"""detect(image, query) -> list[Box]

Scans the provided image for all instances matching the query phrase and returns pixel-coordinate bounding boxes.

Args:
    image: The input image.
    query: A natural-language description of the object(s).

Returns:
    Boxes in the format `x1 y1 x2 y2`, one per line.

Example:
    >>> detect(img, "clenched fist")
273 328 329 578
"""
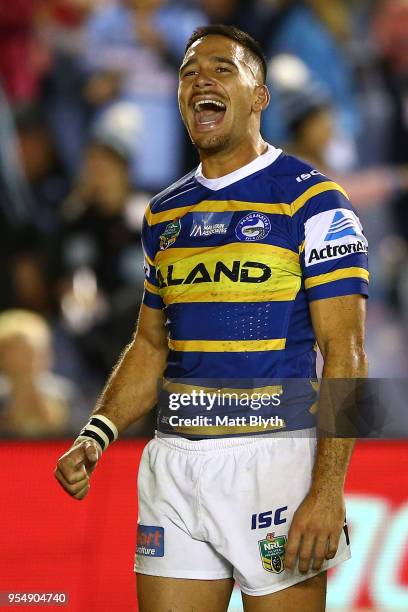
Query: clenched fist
54 440 101 500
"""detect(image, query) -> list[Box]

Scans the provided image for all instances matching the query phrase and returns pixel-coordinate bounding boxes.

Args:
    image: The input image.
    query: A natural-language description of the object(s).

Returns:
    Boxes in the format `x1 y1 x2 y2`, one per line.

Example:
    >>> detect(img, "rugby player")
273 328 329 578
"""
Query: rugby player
55 26 369 611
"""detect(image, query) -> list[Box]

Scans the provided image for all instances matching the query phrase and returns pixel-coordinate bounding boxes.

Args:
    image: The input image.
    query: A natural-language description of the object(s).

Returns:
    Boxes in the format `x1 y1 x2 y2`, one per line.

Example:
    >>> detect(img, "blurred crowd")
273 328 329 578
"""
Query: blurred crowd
0 0 407 438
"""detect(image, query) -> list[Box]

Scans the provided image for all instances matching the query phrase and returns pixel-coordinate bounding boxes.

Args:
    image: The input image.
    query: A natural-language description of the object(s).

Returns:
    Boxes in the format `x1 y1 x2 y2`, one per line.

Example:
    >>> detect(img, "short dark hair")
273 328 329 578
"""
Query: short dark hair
185 25 267 83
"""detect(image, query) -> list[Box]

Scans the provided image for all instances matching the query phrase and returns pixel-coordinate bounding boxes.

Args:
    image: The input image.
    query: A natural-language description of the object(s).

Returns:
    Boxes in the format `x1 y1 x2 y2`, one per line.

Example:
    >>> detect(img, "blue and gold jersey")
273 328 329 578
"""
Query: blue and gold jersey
142 145 369 437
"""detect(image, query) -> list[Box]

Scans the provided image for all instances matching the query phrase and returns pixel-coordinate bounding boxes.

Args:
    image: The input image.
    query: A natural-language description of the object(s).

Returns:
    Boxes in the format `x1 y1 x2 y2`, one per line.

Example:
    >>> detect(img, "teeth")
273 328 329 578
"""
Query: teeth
194 99 226 111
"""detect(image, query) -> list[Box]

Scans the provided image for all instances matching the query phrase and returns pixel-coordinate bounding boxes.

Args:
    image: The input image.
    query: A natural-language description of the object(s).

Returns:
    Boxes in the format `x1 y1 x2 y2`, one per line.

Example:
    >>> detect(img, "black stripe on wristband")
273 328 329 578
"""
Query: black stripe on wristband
90 416 115 443
79 428 106 451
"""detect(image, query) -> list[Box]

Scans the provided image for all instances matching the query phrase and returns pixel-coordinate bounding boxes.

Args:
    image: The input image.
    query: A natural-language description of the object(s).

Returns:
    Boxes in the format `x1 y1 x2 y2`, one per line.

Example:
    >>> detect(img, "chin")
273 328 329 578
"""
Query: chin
192 132 231 153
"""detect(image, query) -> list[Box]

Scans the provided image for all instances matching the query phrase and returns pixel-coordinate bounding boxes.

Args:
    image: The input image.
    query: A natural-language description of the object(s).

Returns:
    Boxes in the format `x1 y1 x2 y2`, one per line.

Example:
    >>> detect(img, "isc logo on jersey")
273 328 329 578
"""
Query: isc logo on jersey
304 209 368 267
296 169 323 183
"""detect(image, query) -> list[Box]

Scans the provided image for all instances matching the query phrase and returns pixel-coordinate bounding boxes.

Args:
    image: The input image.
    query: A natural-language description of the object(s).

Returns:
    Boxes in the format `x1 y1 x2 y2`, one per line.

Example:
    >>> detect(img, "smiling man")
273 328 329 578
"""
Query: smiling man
55 26 368 612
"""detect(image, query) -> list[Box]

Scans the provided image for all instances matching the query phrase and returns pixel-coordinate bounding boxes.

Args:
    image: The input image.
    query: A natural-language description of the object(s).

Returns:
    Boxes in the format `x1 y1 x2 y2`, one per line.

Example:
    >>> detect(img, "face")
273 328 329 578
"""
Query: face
17 127 54 183
178 35 268 153
296 107 334 155
81 144 128 211
0 335 48 378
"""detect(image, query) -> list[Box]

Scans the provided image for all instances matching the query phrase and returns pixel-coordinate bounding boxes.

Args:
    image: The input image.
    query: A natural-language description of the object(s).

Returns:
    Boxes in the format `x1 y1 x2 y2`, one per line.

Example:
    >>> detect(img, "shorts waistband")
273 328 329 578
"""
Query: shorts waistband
155 428 316 453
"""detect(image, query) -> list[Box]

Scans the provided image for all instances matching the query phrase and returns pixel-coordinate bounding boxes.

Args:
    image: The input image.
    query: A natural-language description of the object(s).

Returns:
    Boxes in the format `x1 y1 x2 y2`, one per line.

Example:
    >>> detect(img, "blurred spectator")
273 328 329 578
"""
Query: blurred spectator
306 0 352 42
268 54 408 210
261 0 360 168
199 0 261 35
53 105 150 374
9 244 54 316
373 1 408 179
0 105 69 317
0 0 51 105
0 309 78 437
374 0 408 78
81 0 206 191
35 0 106 176
0 87 34 230
373 0 408 320
15 105 70 235
0 87 50 316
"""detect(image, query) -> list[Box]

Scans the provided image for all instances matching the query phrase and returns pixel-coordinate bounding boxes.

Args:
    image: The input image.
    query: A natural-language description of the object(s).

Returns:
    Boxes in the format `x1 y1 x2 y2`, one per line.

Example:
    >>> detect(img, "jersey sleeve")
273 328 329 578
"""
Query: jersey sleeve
295 181 369 301
142 206 164 310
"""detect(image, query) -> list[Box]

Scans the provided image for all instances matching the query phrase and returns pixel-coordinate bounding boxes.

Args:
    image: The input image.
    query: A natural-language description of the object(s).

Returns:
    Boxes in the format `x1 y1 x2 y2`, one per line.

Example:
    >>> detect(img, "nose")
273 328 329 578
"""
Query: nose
193 68 215 90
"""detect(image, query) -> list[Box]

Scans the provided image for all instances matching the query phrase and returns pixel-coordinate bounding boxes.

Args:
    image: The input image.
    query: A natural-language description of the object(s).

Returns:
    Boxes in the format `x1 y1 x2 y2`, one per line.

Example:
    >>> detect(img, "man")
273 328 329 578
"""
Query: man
54 26 369 611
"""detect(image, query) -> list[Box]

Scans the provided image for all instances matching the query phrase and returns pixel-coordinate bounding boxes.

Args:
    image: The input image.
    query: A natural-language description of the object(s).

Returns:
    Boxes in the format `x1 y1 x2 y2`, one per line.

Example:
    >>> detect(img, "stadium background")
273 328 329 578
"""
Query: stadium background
0 1 407 610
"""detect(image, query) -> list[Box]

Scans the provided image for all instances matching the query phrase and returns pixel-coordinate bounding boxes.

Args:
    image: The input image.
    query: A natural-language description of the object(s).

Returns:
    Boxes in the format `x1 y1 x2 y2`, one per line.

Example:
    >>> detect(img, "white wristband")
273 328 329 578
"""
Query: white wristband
76 414 119 452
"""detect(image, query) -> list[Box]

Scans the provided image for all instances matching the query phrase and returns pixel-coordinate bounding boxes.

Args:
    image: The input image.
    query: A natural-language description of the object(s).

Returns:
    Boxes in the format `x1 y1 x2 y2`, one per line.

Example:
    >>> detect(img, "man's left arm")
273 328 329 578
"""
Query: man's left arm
285 294 368 573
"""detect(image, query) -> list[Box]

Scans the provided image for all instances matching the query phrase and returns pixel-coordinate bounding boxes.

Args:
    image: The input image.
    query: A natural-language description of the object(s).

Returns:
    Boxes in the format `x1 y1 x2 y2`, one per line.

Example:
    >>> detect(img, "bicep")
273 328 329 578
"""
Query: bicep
134 304 168 353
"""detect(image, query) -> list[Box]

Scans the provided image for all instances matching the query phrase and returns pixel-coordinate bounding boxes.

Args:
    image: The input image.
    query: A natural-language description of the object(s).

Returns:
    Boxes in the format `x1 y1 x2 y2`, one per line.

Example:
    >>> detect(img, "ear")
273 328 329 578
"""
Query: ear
253 85 270 112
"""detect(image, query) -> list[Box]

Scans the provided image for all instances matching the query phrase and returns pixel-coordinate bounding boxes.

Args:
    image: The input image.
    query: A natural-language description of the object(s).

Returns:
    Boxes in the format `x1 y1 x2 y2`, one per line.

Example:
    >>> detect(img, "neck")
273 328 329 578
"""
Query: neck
199 134 268 179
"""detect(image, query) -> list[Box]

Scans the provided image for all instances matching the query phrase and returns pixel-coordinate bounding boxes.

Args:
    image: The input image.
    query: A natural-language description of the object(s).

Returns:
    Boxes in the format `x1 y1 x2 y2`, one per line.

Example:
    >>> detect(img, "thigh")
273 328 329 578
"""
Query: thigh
136 574 235 612
202 436 350 596
135 439 233 580
242 572 327 612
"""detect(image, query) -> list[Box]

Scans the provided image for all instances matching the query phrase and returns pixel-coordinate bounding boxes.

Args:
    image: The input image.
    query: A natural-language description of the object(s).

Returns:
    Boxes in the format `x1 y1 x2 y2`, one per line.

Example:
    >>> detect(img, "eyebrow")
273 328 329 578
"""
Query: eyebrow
179 55 238 74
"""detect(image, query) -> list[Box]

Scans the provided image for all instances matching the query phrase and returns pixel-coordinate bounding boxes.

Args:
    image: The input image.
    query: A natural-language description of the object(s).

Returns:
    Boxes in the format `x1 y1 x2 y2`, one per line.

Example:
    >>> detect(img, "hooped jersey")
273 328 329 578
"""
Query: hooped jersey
142 145 369 437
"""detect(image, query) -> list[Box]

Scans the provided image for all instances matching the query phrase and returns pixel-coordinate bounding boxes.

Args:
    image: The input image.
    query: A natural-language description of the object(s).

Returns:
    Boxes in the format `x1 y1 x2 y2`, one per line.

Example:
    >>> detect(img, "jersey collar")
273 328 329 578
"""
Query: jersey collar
195 143 282 191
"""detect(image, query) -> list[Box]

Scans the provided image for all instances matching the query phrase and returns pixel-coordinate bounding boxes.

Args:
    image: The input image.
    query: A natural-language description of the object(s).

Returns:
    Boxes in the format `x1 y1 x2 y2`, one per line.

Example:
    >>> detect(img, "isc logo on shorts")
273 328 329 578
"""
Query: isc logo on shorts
251 506 288 529
137 525 164 557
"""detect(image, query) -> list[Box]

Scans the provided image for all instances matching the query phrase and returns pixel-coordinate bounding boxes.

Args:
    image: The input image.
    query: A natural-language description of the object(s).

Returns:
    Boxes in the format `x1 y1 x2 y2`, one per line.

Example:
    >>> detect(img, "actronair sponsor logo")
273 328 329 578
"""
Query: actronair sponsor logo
324 211 357 242
308 240 368 264
304 208 368 268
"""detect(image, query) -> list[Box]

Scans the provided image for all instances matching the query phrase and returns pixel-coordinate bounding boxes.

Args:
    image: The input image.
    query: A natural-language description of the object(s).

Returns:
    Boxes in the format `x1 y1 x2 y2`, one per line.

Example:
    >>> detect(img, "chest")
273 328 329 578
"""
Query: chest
152 208 301 306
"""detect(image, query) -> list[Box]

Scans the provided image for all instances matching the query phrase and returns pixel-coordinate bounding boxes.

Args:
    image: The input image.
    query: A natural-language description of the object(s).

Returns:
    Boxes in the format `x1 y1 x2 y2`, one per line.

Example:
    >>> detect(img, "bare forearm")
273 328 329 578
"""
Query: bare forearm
92 335 167 434
57 307 167 500
312 345 368 492
311 438 355 497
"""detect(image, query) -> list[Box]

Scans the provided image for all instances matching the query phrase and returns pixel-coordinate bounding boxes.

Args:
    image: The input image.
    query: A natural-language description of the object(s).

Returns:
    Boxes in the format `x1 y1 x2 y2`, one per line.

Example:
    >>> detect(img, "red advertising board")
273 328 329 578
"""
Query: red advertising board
0 440 407 610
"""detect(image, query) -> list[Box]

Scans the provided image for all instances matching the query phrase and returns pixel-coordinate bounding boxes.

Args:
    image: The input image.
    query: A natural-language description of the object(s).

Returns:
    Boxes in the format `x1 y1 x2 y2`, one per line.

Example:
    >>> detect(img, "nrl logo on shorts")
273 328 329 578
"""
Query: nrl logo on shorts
160 219 181 250
258 532 287 574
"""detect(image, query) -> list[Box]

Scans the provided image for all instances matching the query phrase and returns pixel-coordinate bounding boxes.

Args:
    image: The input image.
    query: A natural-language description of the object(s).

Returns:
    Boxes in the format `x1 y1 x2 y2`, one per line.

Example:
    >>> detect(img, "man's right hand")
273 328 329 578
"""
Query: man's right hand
54 440 101 501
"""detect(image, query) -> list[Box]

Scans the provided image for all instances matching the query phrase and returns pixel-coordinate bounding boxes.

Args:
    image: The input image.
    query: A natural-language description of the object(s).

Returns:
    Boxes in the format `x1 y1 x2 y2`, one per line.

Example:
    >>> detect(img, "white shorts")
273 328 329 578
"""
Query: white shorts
134 431 351 596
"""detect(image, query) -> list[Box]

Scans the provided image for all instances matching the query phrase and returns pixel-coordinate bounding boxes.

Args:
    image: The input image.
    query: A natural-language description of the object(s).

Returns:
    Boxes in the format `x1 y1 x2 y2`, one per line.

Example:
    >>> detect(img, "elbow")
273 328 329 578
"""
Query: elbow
349 346 369 377
322 340 369 377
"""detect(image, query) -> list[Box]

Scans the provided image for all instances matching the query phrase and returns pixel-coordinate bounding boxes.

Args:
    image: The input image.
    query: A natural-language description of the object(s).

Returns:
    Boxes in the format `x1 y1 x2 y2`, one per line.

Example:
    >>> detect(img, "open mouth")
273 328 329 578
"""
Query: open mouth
193 99 227 130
